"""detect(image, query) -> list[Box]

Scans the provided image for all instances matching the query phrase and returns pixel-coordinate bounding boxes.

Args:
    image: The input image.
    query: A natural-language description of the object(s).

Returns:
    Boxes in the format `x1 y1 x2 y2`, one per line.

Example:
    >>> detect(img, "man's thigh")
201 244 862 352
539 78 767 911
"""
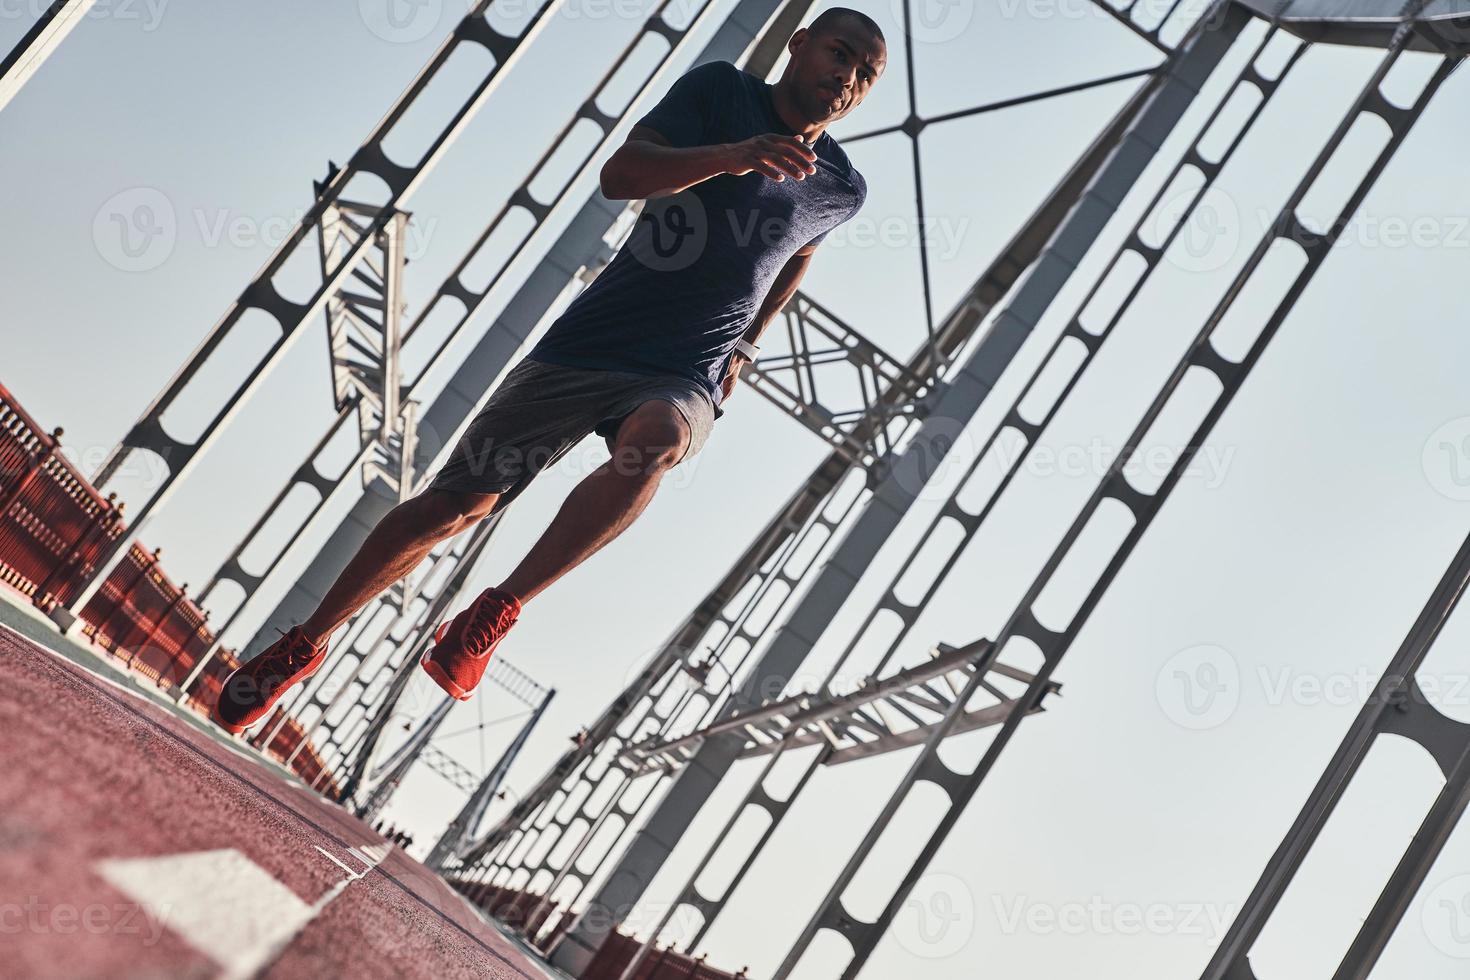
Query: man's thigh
427 357 717 501
426 359 608 498
595 384 715 466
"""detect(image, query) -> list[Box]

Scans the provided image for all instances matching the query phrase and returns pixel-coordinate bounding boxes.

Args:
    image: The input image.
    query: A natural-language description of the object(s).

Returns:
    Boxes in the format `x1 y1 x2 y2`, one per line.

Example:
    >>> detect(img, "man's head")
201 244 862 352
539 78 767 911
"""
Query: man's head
784 8 887 126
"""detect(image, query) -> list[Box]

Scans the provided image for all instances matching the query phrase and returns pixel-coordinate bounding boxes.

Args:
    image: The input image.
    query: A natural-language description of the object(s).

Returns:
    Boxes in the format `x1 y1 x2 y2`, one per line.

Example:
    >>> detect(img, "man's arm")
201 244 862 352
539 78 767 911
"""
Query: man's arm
600 126 817 201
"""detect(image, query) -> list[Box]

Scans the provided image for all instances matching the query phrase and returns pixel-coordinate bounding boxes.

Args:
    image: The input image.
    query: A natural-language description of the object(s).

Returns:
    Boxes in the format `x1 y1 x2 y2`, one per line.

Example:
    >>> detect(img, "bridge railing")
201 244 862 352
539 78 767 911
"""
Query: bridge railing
0 380 336 792
0 384 125 609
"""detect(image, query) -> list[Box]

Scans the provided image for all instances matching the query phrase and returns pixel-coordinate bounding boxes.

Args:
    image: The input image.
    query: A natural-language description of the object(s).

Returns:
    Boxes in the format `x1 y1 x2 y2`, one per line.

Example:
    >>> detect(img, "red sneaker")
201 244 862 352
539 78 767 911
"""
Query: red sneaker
212 626 327 735
421 587 521 701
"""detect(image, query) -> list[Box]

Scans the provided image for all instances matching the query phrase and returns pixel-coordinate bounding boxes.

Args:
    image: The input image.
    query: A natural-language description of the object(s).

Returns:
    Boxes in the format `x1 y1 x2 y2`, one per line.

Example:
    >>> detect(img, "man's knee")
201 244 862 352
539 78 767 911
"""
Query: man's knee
611 402 690 475
402 488 500 533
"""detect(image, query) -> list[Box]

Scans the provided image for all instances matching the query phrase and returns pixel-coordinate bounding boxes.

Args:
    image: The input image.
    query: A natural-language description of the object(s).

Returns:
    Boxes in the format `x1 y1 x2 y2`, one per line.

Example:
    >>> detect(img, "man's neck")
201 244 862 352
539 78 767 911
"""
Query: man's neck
769 78 826 143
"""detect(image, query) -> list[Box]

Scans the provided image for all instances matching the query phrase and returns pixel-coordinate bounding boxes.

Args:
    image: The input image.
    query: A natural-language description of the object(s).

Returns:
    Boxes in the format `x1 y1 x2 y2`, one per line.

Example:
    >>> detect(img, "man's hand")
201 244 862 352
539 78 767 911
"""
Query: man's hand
721 352 752 402
719 134 818 183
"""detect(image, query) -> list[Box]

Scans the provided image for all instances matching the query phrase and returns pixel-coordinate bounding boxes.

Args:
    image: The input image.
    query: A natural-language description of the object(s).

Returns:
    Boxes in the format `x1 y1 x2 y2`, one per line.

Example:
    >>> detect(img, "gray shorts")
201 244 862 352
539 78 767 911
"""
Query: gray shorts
427 356 716 506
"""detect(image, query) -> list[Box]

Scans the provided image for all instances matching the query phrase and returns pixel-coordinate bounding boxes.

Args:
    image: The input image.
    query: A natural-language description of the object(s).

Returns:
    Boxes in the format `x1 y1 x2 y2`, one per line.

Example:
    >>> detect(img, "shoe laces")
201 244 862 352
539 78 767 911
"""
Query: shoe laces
464 593 517 655
257 627 321 677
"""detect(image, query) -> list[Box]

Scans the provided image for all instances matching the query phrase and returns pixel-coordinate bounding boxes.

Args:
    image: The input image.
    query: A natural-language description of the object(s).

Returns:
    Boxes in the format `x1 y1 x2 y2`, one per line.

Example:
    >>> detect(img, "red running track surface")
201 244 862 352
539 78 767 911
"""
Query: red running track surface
0 624 551 980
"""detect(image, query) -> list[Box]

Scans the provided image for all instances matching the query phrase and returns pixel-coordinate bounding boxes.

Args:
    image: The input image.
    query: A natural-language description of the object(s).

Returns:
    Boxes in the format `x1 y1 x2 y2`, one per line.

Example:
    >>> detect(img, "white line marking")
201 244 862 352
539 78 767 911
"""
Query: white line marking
95 843 392 979
95 849 314 980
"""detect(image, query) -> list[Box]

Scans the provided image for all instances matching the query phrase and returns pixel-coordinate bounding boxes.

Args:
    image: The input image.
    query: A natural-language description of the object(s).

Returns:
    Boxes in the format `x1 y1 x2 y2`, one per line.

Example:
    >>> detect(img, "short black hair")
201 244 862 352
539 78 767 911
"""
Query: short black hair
809 6 886 46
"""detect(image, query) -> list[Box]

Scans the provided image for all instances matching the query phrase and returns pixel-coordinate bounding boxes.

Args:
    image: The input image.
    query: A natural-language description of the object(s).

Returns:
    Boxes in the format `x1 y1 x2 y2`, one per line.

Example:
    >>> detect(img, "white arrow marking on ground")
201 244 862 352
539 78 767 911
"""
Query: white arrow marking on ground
95 848 315 980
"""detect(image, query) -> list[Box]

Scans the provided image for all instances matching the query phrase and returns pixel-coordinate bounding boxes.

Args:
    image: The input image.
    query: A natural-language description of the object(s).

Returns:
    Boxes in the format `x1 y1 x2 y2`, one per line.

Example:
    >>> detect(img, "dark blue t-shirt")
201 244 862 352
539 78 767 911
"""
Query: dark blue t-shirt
528 60 868 410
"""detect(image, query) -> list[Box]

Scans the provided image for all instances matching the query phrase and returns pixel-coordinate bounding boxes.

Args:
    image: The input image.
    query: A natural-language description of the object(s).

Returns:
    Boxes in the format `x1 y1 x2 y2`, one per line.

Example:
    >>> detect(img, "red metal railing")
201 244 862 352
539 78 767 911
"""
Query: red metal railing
0 389 126 608
579 932 747 980
0 380 337 793
79 543 226 707
442 879 747 980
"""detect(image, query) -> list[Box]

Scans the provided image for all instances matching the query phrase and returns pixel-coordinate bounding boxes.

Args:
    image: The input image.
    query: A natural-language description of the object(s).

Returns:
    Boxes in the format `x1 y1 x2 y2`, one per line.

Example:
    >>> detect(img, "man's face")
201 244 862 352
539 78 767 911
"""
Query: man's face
789 22 887 125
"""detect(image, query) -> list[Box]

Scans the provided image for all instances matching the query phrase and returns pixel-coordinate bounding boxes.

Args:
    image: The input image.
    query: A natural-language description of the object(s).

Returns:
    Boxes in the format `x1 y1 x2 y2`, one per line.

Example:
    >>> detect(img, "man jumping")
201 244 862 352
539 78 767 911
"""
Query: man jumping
213 9 887 734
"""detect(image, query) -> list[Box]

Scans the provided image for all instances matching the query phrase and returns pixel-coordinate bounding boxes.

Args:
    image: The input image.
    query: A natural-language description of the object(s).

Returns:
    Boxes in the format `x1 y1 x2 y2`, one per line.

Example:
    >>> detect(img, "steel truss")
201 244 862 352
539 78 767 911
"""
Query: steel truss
617 638 1060 775
763 19 1458 980
180 195 419 697
608 640 1061 977
355 631 553 826
315 195 417 497
0 1 96 114
1202 528 1470 980
428 686 557 870
450 4 1238 973
343 525 560 819
743 292 935 472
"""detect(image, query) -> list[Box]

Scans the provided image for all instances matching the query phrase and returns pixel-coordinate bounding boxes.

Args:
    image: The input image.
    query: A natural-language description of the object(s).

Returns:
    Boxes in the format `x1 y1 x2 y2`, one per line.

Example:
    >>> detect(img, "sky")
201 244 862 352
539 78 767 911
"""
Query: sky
4 1 1470 978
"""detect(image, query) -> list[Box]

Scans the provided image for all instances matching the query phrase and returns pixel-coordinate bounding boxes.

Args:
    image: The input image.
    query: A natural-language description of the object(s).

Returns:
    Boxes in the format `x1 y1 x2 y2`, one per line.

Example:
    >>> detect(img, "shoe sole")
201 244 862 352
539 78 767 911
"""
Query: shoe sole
421 620 474 702
213 659 324 737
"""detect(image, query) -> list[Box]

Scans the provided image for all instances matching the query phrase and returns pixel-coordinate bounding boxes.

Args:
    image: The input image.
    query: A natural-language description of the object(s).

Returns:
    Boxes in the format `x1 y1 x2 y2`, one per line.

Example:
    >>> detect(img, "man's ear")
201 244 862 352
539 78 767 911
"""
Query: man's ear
788 27 808 58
